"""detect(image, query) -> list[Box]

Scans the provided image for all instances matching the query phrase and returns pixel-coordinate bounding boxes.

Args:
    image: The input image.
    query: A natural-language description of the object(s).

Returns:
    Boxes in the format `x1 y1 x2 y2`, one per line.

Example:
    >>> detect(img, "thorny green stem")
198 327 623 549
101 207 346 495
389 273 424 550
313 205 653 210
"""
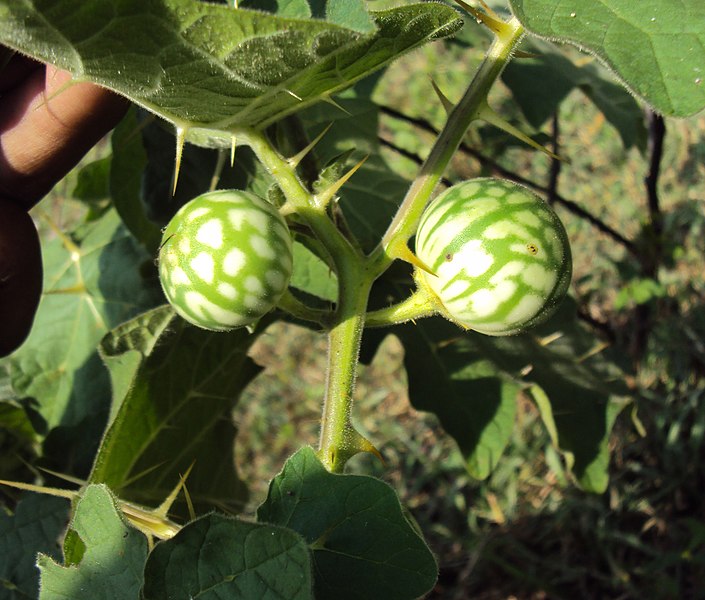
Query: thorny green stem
369 15 525 276
317 262 375 472
241 129 375 472
241 15 525 473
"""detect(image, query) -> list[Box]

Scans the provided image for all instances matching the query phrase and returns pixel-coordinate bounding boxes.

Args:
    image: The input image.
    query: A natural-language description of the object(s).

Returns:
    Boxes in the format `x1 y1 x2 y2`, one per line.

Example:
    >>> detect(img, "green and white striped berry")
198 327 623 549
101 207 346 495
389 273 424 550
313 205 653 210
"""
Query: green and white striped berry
415 178 572 336
158 189 293 331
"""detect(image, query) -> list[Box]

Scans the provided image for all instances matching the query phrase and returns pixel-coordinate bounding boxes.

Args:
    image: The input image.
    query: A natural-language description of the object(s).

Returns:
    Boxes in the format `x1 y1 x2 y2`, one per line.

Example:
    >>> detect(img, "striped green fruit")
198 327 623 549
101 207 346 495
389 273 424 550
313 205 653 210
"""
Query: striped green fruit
158 189 293 331
415 178 572 336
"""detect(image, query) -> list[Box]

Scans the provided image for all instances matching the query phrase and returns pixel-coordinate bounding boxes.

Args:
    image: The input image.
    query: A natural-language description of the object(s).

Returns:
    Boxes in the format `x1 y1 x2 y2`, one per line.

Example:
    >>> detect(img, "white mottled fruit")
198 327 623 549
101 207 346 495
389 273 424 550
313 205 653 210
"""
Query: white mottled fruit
415 178 572 335
158 189 293 331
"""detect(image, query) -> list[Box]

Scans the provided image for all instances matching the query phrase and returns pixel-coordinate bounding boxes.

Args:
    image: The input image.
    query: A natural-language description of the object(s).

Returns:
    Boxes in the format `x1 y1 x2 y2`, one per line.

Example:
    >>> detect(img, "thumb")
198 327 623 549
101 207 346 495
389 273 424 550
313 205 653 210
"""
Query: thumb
0 199 42 356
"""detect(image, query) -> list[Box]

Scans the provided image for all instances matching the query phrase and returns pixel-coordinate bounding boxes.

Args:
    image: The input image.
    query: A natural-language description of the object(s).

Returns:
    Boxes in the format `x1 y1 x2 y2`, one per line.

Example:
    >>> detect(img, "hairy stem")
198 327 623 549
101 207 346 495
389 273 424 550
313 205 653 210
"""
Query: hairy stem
365 286 437 328
240 129 357 264
318 261 375 472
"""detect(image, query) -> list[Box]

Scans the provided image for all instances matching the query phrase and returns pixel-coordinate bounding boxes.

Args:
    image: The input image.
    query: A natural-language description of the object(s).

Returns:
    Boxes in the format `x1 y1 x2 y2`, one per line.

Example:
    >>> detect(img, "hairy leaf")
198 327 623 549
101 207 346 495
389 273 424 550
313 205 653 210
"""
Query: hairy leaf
0 1 462 141
257 447 437 600
38 485 148 600
142 514 312 600
90 306 259 515
510 0 705 117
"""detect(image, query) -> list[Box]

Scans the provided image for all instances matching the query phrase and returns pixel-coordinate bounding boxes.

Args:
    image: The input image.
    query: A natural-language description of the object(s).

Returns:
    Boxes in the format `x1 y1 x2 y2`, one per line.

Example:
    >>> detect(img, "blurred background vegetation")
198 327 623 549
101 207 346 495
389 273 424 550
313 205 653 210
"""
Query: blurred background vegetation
5 7 705 600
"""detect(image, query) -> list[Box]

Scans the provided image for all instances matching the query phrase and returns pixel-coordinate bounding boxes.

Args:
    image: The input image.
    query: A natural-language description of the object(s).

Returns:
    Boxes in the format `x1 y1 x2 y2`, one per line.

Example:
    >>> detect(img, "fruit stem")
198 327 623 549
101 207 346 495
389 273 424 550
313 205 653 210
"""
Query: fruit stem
370 15 524 275
365 286 438 328
276 290 329 325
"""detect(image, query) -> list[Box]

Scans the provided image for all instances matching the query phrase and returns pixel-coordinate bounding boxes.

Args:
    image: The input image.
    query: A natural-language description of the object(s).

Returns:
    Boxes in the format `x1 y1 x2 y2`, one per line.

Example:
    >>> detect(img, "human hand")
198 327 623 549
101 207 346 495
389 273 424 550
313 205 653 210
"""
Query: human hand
0 52 128 356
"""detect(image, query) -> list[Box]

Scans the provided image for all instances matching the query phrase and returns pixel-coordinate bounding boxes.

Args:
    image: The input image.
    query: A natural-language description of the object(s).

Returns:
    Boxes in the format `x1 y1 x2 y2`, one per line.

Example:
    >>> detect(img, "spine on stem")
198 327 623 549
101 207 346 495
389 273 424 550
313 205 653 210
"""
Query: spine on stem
370 15 525 276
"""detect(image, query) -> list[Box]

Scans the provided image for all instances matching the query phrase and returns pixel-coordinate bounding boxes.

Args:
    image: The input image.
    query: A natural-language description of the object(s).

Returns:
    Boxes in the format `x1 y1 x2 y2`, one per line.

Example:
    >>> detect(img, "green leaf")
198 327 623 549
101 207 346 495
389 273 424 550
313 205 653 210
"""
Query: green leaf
502 38 646 149
509 0 705 117
326 0 375 33
393 318 520 480
0 494 68 599
0 1 462 138
390 299 630 492
110 110 163 255
8 210 163 433
38 485 148 600
89 306 260 515
142 513 312 600
257 447 437 600
290 241 337 302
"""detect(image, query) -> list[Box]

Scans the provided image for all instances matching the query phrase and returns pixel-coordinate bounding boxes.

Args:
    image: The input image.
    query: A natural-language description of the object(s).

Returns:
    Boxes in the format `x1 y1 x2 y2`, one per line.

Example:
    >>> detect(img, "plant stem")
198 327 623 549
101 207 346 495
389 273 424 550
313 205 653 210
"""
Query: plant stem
370 15 525 274
276 290 329 326
240 129 357 264
241 128 374 471
242 17 527 474
317 261 374 473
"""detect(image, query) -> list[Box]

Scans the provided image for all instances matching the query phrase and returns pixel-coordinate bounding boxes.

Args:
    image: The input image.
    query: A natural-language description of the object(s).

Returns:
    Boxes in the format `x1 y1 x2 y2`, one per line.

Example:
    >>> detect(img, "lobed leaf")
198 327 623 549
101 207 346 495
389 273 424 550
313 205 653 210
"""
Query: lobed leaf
257 446 438 600
38 485 148 600
509 0 705 117
142 514 312 600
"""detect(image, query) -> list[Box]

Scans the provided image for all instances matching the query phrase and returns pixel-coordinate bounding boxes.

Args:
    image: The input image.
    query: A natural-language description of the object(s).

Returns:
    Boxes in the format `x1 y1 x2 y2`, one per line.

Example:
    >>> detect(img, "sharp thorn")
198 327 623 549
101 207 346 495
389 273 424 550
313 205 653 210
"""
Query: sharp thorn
173 126 187 196
155 461 195 518
284 89 303 101
454 0 509 35
288 123 332 168
393 244 437 276
315 155 368 208
479 103 569 163
477 0 501 20
430 79 454 115
230 135 237 167
321 95 350 116
0 478 77 500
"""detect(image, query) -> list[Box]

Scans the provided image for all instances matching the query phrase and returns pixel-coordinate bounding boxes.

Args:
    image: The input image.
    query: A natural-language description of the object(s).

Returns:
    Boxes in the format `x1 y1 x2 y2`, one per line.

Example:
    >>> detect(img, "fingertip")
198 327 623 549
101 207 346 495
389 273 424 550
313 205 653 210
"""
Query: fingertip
0 64 129 208
0 199 42 357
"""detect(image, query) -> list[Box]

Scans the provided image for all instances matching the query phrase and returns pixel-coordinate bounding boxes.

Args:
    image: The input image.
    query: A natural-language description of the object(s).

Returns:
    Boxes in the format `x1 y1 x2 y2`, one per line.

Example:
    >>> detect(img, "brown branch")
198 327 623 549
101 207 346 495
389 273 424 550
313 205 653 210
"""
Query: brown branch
632 110 667 362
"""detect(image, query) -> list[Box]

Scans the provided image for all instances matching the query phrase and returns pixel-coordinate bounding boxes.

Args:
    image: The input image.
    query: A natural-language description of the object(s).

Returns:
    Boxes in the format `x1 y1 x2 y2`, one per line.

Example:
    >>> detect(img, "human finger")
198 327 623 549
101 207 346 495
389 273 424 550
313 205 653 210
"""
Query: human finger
0 198 42 357
0 64 128 208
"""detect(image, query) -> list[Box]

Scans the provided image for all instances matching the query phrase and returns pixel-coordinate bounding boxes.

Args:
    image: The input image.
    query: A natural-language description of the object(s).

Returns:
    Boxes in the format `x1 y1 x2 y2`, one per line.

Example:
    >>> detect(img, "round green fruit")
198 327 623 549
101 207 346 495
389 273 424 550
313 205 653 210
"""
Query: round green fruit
414 178 572 336
158 189 293 331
